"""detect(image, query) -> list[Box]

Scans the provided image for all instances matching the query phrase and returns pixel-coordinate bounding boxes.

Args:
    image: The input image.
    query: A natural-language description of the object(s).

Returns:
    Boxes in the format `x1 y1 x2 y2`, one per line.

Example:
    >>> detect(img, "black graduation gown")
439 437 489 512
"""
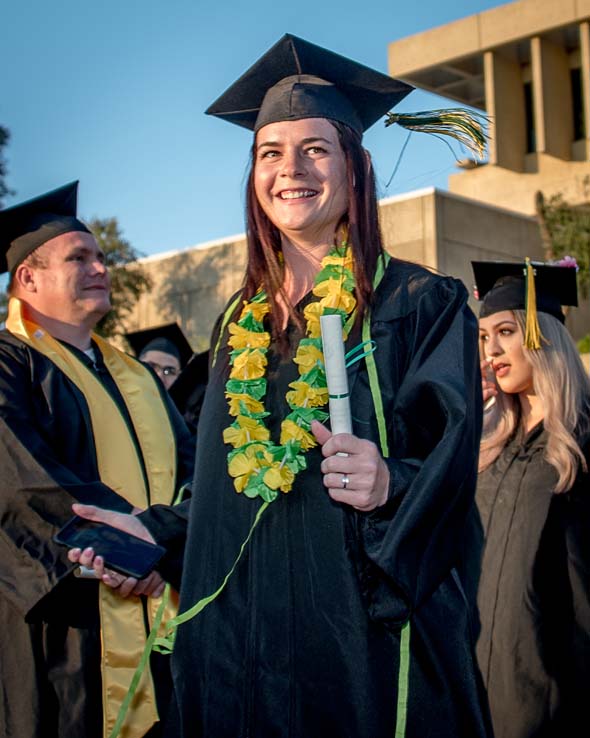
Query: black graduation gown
144 259 491 738
0 331 195 738
476 423 590 738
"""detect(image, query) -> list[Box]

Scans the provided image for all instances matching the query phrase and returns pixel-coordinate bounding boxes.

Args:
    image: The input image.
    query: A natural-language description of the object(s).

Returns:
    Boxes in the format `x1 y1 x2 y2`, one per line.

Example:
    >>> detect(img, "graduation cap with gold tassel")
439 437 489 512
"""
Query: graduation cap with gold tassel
472 258 579 350
205 33 487 157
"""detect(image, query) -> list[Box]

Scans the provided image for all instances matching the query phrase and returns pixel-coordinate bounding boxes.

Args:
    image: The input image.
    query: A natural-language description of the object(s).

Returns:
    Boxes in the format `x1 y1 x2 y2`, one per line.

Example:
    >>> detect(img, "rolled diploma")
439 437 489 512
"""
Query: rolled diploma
320 314 352 435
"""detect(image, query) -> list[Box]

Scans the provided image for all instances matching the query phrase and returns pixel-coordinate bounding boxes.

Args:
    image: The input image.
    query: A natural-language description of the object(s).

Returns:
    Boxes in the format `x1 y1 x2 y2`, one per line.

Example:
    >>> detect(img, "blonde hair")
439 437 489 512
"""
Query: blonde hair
479 310 590 492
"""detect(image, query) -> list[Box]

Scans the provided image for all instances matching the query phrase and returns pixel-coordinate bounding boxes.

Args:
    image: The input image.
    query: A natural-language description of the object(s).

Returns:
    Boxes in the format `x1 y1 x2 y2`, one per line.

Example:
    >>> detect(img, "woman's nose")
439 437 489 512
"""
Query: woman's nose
280 148 304 177
485 336 501 357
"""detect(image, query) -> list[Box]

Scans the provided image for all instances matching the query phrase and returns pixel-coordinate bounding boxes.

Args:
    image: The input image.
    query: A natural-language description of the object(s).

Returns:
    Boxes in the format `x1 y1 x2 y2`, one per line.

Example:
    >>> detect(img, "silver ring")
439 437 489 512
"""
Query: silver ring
342 474 350 489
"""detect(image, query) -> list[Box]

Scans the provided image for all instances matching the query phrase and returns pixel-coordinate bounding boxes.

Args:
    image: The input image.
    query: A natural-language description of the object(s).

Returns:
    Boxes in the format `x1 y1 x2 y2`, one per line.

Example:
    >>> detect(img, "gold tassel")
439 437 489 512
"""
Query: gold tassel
523 257 548 350
384 108 489 160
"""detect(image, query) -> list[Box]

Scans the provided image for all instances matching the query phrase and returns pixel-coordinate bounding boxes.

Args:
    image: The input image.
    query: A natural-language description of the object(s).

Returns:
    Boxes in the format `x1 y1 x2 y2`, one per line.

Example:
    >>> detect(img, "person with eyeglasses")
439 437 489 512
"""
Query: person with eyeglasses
126 323 193 391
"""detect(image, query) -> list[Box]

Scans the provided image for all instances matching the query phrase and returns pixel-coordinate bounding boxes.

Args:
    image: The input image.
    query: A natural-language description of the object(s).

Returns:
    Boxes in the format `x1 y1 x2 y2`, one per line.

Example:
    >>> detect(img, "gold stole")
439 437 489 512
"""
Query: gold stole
6 298 177 738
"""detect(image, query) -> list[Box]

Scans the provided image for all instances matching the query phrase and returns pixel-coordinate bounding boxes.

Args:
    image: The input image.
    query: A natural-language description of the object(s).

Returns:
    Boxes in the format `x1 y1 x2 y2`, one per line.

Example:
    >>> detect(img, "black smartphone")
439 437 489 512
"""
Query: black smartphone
54 515 166 580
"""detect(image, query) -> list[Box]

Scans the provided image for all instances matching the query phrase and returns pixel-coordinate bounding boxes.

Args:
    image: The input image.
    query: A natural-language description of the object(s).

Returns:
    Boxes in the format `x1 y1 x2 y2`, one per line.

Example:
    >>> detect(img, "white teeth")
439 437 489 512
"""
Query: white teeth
279 190 317 200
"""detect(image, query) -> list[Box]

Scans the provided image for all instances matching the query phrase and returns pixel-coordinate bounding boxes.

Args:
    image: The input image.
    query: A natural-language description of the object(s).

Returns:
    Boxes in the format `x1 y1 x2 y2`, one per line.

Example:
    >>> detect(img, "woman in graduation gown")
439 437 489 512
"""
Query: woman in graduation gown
75 34 491 738
474 260 590 737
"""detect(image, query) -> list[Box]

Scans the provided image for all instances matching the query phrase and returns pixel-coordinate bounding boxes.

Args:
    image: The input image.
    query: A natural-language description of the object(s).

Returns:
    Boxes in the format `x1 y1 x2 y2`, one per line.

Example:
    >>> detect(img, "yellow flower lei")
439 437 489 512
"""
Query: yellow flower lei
222 244 357 502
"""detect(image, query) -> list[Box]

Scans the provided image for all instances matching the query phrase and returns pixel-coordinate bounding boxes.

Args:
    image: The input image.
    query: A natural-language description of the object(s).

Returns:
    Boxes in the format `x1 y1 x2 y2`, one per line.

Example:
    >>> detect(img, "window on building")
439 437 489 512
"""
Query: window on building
524 81 535 153
571 67 585 140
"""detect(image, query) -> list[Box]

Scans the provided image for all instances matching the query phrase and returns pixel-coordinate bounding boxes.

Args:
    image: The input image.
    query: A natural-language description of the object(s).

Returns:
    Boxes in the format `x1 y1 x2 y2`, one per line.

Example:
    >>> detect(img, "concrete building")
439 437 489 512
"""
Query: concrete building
388 0 590 215
126 0 589 351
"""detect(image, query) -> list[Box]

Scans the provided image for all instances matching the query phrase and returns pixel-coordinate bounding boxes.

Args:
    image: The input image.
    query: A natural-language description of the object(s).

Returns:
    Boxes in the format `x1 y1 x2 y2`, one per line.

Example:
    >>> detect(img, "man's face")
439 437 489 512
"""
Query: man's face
140 349 181 390
27 231 111 327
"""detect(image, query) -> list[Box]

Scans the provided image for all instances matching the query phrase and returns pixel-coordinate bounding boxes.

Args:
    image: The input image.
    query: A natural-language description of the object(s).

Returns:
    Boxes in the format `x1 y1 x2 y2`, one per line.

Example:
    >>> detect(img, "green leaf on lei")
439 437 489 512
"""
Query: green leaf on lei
238 312 265 332
226 378 267 399
298 364 327 388
237 401 271 420
242 472 279 502
286 406 329 431
314 264 355 291
298 337 323 350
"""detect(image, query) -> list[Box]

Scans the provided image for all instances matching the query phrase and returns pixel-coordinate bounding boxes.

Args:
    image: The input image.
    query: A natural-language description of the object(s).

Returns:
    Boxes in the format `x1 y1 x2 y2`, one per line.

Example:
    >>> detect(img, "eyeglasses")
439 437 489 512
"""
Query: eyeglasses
143 361 179 377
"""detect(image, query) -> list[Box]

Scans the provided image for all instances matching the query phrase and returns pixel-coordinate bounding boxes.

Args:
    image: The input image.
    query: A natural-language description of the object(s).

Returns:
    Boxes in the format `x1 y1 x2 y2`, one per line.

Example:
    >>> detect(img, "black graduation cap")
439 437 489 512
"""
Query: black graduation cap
126 323 194 368
472 259 579 349
0 181 91 274
205 33 414 135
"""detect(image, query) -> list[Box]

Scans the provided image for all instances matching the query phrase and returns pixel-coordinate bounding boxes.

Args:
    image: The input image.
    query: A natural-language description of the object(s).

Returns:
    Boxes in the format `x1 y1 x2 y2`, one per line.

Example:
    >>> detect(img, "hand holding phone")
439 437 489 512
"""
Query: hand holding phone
54 516 166 580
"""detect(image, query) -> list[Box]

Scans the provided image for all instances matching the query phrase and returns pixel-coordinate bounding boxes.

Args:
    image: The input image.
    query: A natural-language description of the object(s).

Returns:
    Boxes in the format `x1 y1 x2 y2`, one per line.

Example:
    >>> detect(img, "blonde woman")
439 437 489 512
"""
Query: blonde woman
473 260 590 738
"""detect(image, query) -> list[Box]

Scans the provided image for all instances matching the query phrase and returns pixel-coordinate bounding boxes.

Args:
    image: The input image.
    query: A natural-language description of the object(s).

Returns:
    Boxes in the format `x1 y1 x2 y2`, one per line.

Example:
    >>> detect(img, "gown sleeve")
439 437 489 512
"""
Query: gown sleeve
360 273 483 625
0 338 194 613
563 438 590 687
0 340 134 508
0 414 83 618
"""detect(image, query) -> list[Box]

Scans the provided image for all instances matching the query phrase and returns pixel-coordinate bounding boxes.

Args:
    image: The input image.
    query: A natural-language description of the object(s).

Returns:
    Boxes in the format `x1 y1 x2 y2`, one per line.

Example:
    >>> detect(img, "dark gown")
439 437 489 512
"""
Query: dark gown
143 258 492 738
0 331 195 738
476 422 590 738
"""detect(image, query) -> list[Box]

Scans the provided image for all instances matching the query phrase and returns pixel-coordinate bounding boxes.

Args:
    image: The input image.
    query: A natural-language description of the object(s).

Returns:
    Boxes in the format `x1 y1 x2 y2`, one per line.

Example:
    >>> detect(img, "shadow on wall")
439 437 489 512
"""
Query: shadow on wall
153 241 247 353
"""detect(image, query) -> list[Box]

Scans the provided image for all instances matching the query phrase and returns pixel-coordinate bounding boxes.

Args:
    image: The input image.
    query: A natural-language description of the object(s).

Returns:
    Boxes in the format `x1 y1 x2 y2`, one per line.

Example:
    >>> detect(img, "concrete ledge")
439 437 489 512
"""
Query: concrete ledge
388 0 590 77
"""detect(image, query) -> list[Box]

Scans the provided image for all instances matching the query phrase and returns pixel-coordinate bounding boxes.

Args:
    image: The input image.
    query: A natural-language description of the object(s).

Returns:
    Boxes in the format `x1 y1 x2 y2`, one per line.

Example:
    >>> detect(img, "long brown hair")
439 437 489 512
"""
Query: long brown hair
241 120 386 339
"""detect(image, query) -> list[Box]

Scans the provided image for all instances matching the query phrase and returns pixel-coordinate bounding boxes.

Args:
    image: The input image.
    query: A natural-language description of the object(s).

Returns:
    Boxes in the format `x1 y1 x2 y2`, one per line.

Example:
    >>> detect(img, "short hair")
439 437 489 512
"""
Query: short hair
6 247 49 296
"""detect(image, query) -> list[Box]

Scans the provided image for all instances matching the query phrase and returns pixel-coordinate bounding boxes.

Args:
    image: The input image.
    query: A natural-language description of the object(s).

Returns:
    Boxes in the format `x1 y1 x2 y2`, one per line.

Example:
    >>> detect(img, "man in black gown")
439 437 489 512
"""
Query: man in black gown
0 182 194 738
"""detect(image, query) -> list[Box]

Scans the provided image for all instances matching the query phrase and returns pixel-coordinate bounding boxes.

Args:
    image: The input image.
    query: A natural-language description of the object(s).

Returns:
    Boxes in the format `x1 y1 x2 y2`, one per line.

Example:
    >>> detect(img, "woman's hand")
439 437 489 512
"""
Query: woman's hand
67 504 165 598
311 421 390 511
481 359 498 405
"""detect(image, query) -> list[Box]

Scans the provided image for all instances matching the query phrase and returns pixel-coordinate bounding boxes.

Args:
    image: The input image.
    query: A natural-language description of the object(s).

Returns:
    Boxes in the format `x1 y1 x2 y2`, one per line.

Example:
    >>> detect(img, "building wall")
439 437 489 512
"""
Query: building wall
124 0 590 352
448 157 590 215
128 236 247 352
127 190 587 350
389 0 590 215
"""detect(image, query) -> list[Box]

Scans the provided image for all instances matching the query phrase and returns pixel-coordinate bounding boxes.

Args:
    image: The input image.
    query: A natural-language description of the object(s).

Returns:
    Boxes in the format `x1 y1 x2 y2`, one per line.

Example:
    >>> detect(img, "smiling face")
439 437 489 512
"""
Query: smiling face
479 310 535 396
253 117 348 246
19 230 111 328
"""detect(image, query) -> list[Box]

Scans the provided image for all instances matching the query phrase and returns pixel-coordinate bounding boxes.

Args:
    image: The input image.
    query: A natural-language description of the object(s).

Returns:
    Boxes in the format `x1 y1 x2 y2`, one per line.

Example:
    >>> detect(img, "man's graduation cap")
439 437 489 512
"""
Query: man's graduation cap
0 181 91 274
472 258 579 349
205 34 487 157
126 322 193 368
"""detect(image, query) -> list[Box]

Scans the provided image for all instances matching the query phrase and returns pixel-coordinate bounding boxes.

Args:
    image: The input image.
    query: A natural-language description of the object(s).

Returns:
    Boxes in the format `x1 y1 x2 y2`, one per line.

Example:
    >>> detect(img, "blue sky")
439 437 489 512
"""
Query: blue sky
2 0 501 258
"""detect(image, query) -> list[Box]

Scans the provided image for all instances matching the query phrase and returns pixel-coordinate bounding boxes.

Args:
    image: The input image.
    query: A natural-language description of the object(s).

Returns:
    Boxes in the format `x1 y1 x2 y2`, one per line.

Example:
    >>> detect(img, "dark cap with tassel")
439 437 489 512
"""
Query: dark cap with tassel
205 33 487 158
206 34 413 135
472 258 579 349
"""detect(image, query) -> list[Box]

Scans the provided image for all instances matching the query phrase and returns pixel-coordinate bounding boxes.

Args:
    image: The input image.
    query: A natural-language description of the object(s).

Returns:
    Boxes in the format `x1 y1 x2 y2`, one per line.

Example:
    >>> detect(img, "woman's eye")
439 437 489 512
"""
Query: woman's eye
307 146 326 155
260 149 279 159
500 329 513 336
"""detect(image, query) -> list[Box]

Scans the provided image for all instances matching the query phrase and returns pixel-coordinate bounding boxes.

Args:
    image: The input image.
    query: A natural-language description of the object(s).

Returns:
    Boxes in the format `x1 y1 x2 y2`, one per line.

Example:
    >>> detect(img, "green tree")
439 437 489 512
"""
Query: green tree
0 291 6 327
0 126 13 326
0 125 14 209
89 217 152 338
535 187 590 298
